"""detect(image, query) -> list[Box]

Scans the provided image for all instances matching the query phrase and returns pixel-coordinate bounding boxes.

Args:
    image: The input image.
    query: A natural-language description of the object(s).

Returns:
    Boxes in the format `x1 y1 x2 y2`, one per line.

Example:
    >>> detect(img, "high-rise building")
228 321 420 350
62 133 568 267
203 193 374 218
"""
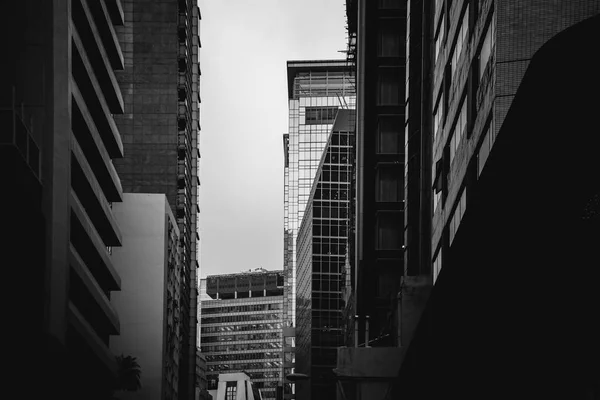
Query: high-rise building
283 60 355 396
295 109 355 400
199 269 285 400
1 1 126 398
340 0 600 399
113 1 202 398
110 193 182 400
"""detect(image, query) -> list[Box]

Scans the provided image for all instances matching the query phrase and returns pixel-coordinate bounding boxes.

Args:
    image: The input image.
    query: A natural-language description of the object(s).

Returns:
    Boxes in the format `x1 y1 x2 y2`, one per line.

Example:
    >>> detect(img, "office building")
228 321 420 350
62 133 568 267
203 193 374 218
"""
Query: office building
196 350 212 400
1 0 125 398
283 60 355 396
341 0 600 399
110 193 182 400
200 269 285 400
113 1 202 398
340 0 407 347
209 372 262 400
295 110 355 400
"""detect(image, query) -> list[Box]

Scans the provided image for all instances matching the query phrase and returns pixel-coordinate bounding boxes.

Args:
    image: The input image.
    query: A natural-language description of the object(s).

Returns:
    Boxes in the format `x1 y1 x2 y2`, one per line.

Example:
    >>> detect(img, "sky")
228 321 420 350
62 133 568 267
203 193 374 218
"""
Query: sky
197 0 349 278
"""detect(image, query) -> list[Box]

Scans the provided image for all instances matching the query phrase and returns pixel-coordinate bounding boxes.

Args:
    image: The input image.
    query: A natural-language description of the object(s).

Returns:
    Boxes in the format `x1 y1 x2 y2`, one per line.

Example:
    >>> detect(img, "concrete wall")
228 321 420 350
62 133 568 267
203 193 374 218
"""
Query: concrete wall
110 193 171 400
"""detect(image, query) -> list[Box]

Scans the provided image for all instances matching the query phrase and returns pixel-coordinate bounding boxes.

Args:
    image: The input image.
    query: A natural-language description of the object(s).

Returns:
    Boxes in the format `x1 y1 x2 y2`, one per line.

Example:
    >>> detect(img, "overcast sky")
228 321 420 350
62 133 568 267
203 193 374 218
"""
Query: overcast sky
197 0 348 278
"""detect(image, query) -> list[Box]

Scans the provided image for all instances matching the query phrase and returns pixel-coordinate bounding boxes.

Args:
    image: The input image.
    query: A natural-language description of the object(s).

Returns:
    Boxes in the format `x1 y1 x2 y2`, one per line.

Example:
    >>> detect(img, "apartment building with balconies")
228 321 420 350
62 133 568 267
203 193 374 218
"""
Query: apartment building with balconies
0 0 126 398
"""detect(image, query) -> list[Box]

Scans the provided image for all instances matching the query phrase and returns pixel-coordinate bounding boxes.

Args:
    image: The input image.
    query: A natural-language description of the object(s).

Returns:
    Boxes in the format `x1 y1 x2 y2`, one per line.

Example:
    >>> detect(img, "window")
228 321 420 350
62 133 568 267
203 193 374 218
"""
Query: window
434 13 445 64
377 68 401 105
478 18 495 80
378 26 402 57
377 116 402 154
433 158 443 213
305 107 338 125
449 96 467 164
449 188 467 245
433 91 443 139
376 212 402 249
376 165 403 202
451 5 469 80
433 249 442 284
477 120 493 177
226 382 237 400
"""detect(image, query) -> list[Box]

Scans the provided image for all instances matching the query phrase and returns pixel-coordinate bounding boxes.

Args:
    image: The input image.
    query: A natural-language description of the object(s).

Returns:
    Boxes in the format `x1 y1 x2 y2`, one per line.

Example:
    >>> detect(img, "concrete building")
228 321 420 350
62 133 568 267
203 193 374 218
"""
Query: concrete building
340 0 600 399
295 110 355 400
1 1 126 398
283 59 356 398
196 350 212 400
210 372 263 400
200 269 284 400
113 2 202 398
110 193 182 400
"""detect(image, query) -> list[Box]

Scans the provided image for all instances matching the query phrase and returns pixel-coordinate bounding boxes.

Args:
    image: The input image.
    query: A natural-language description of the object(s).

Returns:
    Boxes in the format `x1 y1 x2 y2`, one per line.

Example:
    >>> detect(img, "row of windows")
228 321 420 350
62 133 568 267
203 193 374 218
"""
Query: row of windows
201 331 281 343
208 362 282 372
205 352 281 363
200 341 282 353
201 303 282 315
201 313 281 325
304 107 338 125
313 206 349 219
200 322 282 334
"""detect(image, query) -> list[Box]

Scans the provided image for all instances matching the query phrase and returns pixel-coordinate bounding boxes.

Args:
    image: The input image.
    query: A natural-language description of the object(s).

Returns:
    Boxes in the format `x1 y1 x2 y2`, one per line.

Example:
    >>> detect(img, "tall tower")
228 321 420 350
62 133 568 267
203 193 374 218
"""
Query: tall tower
1 0 126 398
282 60 355 396
283 60 355 328
113 1 202 398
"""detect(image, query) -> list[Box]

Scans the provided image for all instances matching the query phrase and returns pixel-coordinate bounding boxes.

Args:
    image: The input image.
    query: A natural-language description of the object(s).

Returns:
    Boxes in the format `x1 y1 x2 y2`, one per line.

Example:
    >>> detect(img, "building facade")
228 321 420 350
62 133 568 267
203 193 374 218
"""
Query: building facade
295 110 355 400
113 1 202 398
1 1 126 398
200 270 284 400
283 60 355 396
342 0 407 351
110 193 182 400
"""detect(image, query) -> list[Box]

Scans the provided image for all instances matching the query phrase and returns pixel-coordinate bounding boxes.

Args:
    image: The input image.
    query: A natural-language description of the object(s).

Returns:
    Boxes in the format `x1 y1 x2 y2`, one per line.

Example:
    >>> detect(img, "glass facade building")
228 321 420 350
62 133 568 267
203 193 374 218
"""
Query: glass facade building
295 110 355 400
199 270 284 400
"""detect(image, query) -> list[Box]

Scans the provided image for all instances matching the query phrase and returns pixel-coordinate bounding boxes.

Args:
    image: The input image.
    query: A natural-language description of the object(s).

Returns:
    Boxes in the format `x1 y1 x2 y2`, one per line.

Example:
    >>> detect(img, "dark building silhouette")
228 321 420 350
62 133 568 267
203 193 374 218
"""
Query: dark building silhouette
343 0 407 349
112 1 202 398
340 1 599 399
295 109 355 400
396 12 600 399
1 0 126 398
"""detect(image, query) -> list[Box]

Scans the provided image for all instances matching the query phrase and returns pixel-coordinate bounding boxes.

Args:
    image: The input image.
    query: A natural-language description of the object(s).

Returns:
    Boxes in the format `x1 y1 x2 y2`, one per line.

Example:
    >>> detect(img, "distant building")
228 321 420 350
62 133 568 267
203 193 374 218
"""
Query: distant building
200 269 284 400
196 350 212 400
210 372 262 400
283 59 356 398
113 1 202 397
110 193 182 400
294 109 355 400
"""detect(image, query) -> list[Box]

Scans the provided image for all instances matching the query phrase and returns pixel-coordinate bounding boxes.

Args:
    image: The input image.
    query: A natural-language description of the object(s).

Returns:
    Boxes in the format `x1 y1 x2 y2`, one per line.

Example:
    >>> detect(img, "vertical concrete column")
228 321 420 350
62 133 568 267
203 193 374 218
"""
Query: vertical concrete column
44 0 73 345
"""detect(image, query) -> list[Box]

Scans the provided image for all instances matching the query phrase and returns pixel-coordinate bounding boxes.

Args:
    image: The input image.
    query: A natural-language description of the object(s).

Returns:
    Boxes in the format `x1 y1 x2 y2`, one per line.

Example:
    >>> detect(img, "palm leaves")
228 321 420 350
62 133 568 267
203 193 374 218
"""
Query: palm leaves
111 354 142 399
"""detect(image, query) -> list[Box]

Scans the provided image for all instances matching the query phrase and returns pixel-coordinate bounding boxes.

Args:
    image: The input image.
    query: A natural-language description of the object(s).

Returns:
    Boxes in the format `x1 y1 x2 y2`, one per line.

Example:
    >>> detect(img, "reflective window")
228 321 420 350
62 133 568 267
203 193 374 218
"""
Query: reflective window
376 165 403 202
479 17 495 80
449 96 467 164
449 188 467 245
305 107 338 125
433 92 443 139
376 212 403 249
378 26 402 57
433 249 443 284
377 116 402 154
377 67 402 105
451 5 469 80
477 120 493 177
434 12 445 64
